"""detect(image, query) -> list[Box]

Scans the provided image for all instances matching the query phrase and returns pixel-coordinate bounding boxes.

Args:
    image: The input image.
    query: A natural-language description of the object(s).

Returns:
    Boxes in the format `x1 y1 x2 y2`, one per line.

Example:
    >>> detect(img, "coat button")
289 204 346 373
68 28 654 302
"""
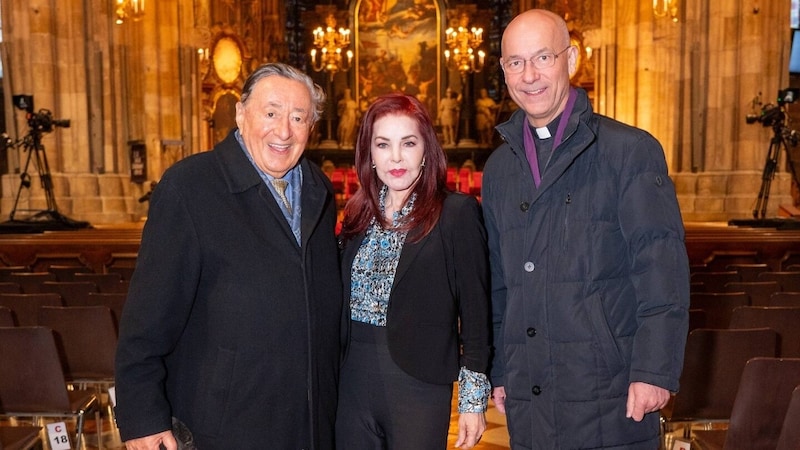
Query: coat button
532 385 542 395
524 262 535 272
520 202 530 211
527 327 536 337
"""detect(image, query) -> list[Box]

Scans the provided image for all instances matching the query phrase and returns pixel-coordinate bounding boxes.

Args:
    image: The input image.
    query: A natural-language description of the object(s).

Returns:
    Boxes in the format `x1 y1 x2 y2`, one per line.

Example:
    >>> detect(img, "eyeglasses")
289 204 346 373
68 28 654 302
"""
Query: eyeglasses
501 46 571 74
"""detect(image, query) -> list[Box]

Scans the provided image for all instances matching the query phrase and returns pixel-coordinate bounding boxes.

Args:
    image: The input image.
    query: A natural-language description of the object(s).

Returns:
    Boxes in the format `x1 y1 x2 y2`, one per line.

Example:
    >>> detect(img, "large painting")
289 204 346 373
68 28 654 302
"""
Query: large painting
353 0 443 121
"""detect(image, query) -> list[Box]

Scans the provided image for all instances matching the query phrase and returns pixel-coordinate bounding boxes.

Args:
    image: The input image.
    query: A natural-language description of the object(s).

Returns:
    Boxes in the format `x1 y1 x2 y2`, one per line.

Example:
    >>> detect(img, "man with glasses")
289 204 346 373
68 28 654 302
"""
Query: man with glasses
481 9 689 449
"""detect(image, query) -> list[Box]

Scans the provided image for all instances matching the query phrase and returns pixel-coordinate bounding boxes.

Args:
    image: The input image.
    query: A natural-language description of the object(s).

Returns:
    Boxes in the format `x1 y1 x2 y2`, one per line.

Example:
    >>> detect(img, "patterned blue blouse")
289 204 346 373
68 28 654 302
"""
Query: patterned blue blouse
349 186 491 413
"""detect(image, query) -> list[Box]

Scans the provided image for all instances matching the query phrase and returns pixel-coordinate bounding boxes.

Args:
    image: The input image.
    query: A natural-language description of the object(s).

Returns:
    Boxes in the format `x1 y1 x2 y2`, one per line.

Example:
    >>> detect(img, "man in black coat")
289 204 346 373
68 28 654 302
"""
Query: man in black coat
114 63 343 450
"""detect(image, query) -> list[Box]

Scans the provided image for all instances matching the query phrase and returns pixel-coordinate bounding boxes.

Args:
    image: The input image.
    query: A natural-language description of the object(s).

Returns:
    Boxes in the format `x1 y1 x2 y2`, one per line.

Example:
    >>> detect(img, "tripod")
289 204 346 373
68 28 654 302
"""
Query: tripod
753 120 800 220
5 126 89 229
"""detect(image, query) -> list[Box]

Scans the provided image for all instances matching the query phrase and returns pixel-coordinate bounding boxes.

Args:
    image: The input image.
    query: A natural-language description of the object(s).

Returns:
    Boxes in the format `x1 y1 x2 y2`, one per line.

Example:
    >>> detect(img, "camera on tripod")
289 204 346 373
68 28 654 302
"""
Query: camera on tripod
745 88 800 128
12 94 70 133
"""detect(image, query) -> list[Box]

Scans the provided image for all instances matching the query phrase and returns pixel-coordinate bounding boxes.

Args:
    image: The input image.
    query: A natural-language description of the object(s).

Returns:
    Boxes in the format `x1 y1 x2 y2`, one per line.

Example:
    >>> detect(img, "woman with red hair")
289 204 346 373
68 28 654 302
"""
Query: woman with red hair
336 93 491 449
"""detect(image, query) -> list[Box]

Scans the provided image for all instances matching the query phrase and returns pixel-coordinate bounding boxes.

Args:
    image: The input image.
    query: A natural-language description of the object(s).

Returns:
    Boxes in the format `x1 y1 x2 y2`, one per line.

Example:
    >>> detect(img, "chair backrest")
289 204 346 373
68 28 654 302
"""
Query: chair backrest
72 272 127 293
703 251 760 272
757 271 800 292
723 281 781 306
724 358 800 450
729 306 800 357
669 328 778 422
38 281 99 304
105 265 135 281
37 306 117 381
0 306 13 327
725 263 771 282
689 292 751 329
777 386 800 450
0 326 73 413
0 267 30 283
0 425 42 450
690 271 742 293
45 264 93 281
0 293 63 327
769 291 800 307
70 292 127 332
0 283 21 294
6 272 57 293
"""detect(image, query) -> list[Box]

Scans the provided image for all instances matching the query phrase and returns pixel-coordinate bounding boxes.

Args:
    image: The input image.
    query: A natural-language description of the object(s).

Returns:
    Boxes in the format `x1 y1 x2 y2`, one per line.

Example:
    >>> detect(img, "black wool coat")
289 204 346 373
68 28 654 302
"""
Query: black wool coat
115 131 343 450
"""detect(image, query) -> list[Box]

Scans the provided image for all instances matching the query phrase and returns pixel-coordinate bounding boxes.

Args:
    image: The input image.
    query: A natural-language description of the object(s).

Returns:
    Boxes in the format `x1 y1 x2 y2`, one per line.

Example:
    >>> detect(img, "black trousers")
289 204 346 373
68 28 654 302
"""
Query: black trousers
335 321 453 450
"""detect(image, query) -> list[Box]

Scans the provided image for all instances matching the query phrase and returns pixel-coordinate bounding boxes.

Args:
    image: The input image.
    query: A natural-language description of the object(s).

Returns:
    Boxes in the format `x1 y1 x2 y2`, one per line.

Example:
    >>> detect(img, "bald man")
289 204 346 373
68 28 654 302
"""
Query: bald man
481 9 689 449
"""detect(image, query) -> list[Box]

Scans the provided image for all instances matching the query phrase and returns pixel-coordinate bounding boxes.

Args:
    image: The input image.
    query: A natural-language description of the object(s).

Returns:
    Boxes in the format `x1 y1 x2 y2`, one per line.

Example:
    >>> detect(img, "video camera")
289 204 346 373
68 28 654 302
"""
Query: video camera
745 88 800 128
12 94 70 133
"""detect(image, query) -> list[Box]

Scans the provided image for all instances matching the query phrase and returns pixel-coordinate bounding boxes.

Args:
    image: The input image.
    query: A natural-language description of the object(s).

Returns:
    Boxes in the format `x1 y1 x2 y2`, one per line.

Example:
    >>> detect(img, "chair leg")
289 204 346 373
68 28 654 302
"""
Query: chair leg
75 412 85 449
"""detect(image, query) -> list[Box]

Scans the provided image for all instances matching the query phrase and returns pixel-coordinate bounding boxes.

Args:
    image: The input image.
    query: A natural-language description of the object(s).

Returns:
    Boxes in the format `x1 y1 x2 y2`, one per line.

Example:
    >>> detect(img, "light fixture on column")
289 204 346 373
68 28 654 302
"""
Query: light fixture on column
115 0 145 25
309 13 353 149
444 14 485 75
444 13 484 148
653 0 679 22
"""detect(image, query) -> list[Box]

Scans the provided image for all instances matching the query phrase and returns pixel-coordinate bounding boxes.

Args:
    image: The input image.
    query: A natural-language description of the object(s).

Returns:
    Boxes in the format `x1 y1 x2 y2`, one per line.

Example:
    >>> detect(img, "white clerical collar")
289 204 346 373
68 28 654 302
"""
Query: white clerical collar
535 127 552 139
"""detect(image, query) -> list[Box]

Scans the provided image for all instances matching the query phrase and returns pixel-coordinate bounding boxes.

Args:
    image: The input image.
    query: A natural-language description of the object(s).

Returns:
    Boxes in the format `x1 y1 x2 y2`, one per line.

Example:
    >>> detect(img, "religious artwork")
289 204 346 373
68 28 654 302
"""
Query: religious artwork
354 0 442 121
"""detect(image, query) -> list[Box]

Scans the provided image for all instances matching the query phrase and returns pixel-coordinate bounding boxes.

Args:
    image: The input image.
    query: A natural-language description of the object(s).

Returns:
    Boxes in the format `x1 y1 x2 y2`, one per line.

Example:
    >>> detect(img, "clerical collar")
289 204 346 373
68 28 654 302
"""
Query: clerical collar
535 127 552 139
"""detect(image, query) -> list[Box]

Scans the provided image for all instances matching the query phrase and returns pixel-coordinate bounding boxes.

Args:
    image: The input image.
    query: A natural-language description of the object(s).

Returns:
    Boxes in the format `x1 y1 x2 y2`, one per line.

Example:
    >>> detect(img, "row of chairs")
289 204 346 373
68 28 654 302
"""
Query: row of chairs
0 321 114 449
662 326 800 448
0 270 130 295
0 292 126 330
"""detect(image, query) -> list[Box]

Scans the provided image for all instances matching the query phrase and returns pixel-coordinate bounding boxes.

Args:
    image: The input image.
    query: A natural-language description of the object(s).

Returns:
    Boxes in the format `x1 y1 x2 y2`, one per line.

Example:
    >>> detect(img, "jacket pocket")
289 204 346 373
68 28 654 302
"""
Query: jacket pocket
588 294 625 377
195 346 236 436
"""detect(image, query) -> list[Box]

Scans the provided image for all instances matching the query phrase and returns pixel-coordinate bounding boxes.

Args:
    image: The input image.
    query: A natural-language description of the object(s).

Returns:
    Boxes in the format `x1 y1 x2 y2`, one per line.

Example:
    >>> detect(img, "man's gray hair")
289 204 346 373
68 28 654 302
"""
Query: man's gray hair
240 62 326 125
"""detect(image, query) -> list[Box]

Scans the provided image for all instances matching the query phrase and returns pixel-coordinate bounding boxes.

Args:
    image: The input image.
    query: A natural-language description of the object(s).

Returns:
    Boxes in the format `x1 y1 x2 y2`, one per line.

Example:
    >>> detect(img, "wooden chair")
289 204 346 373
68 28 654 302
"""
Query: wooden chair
45 264 93 281
0 267 30 283
769 291 800 307
703 251 760 272
68 292 127 331
688 308 706 333
72 272 128 293
0 306 14 327
725 263 770 282
757 271 800 292
660 328 778 439
722 280 781 306
105 265 135 281
0 326 100 449
690 271 741 293
37 306 118 386
777 386 800 450
693 358 800 450
4 272 57 293
689 292 750 329
0 293 63 326
38 281 99 304
0 282 21 294
0 425 42 450
729 306 800 357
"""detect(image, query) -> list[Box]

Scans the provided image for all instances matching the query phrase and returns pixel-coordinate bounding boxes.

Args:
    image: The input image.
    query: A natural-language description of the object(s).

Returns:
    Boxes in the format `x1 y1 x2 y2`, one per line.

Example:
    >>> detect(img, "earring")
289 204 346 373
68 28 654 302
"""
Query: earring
420 159 426 168
371 163 376 169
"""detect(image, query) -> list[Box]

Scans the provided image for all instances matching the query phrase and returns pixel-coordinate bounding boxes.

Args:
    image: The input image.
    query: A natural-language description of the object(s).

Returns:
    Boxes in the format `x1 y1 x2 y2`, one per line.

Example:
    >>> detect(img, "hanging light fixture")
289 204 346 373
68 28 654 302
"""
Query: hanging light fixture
653 0 679 23
115 0 146 25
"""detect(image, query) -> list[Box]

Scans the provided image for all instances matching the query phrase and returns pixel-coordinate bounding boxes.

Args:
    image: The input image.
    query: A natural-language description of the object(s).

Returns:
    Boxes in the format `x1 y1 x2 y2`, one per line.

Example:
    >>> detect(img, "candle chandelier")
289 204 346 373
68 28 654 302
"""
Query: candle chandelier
309 14 353 77
115 0 145 25
653 0 679 22
444 14 485 74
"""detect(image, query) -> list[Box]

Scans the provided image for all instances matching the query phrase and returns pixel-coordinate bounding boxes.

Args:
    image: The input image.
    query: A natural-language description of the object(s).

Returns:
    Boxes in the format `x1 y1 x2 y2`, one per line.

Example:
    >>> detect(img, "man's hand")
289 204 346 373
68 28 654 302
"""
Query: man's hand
124 430 178 450
626 382 670 422
490 386 507 414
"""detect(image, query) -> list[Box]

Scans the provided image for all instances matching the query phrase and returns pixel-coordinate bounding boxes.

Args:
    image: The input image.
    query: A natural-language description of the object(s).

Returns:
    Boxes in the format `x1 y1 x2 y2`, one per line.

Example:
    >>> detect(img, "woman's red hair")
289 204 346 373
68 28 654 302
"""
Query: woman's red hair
339 93 447 243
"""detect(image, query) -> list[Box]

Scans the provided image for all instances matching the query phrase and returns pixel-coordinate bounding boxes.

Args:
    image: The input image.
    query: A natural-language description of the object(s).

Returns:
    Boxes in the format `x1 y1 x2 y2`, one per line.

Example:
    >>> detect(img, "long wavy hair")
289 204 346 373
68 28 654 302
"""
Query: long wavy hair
339 93 447 244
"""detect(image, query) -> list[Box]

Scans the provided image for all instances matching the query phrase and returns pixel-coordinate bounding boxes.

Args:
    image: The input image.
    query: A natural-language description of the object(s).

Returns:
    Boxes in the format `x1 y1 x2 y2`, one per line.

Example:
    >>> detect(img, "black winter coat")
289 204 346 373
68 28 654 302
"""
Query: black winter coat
482 88 689 449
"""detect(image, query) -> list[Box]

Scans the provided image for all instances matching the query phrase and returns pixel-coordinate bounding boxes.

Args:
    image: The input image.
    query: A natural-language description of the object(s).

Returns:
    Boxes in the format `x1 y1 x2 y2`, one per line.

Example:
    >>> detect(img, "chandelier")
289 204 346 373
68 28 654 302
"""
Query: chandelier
653 0 679 22
444 15 485 74
309 14 353 77
115 0 145 25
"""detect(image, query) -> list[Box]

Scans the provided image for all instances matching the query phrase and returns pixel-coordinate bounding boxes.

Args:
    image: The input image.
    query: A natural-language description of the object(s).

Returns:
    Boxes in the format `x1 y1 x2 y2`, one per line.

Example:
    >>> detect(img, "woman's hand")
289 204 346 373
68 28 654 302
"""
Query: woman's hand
455 412 486 449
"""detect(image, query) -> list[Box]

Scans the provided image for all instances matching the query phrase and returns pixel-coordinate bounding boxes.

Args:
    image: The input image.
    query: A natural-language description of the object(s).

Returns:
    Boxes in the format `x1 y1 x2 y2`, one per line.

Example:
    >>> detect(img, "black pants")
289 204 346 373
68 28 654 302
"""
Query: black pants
335 321 453 450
